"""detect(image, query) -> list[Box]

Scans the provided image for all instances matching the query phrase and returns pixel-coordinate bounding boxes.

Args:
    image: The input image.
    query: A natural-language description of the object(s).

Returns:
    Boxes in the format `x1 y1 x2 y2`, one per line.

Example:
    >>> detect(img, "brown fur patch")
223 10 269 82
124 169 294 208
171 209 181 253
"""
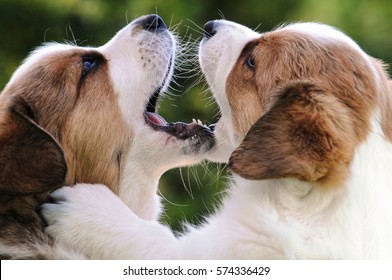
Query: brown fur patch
59 52 132 193
229 81 355 186
0 95 66 195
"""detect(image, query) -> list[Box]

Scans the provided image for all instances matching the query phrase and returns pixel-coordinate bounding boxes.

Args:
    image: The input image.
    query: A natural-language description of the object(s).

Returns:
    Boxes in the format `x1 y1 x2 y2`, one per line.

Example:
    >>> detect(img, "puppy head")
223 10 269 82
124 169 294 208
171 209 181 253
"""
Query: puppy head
1 40 131 194
201 21 391 186
0 15 214 200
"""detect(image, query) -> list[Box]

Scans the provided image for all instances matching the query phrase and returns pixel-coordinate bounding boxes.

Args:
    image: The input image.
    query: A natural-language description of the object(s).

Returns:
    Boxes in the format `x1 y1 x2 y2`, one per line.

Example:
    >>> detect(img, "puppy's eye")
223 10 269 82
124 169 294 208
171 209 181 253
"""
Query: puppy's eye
246 57 255 69
82 58 96 76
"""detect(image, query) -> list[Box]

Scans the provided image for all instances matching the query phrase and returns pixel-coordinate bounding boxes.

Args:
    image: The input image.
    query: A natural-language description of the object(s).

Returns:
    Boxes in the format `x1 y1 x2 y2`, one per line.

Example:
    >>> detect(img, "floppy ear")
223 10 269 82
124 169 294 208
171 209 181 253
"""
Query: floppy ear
0 96 67 195
229 81 355 186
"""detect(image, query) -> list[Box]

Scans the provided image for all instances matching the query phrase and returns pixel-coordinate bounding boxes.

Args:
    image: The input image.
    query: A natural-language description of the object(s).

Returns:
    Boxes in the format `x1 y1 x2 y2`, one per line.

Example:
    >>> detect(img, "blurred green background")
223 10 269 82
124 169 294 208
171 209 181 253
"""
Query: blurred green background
1 0 391 231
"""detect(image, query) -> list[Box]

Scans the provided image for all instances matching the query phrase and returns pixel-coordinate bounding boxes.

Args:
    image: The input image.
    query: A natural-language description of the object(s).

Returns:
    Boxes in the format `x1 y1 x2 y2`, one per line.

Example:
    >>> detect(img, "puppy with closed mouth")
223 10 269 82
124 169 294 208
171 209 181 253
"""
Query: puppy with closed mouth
0 14 214 259
43 19 392 259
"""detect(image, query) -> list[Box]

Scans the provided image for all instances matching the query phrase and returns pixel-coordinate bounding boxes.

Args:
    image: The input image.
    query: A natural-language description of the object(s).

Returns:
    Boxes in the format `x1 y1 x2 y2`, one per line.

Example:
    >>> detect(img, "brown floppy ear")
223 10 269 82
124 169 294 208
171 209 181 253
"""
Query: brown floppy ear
229 81 355 186
0 96 67 195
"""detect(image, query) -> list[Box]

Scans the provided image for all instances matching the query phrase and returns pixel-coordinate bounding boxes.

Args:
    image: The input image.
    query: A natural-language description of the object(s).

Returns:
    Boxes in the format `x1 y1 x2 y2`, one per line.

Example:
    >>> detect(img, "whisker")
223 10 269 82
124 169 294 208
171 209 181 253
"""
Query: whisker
125 10 129 24
217 10 226 20
179 168 194 199
158 188 189 207
186 18 206 34
253 22 262 32
66 23 78 46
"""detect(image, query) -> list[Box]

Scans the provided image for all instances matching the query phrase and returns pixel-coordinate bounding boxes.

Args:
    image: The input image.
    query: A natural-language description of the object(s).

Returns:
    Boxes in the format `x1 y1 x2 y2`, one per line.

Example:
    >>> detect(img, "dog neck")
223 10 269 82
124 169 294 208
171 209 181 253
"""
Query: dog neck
118 150 162 221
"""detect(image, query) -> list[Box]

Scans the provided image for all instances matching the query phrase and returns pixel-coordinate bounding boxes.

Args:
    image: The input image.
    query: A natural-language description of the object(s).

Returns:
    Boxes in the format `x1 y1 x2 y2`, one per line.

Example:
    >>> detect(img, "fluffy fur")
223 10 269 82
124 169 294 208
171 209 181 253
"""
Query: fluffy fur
43 20 392 259
0 14 213 259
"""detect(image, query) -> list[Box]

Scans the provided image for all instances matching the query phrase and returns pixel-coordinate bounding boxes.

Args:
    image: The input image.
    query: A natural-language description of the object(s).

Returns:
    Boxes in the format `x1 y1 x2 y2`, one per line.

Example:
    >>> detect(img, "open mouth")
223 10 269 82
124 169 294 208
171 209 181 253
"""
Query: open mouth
144 59 215 141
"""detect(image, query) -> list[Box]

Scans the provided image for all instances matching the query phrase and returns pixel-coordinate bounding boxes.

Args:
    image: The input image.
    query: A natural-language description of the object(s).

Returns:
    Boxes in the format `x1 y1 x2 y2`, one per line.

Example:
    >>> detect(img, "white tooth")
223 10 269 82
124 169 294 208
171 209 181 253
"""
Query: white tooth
197 119 203 125
192 118 197 124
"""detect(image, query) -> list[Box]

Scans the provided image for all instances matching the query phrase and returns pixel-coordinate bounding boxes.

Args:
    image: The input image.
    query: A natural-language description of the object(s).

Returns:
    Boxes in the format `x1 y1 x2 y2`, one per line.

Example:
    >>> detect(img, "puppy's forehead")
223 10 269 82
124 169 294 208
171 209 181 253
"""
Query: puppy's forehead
8 43 97 84
247 22 375 81
278 23 365 54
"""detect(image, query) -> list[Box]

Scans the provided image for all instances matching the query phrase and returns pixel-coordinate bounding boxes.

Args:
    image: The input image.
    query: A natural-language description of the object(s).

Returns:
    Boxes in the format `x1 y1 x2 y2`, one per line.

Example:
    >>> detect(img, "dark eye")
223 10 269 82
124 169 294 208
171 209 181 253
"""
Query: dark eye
82 57 96 77
246 57 255 69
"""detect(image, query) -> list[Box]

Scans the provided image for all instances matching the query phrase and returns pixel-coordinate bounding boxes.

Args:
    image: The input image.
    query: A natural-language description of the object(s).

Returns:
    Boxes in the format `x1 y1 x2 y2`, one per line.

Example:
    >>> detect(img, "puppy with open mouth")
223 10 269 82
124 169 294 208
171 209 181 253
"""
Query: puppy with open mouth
0 14 214 259
43 19 392 259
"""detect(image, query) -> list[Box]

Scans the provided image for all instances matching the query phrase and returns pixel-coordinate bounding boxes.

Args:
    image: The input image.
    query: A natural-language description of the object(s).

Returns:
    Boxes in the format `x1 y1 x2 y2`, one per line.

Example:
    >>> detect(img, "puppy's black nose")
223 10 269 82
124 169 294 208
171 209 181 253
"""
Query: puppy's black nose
140 14 167 32
204 20 217 38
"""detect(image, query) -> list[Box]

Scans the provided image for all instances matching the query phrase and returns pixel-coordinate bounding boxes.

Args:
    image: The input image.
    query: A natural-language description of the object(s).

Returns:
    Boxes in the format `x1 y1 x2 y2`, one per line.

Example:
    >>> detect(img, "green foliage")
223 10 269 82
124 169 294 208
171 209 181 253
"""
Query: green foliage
1 0 391 230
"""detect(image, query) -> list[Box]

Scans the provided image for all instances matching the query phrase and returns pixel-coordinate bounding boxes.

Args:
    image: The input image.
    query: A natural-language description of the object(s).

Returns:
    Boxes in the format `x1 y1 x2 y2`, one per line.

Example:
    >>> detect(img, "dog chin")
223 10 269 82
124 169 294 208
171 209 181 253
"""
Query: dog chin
203 118 239 163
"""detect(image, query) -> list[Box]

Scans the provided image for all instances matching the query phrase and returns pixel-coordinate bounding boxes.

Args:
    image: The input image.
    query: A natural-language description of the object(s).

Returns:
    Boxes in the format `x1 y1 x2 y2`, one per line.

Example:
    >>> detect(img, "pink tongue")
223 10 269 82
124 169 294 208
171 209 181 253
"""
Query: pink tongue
146 112 167 126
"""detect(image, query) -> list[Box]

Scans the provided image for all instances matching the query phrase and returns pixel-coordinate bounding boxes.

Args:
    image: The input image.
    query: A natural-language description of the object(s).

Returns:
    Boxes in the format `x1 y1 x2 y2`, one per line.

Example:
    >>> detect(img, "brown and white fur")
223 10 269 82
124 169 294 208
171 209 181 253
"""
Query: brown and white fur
0 14 214 259
42 20 392 259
